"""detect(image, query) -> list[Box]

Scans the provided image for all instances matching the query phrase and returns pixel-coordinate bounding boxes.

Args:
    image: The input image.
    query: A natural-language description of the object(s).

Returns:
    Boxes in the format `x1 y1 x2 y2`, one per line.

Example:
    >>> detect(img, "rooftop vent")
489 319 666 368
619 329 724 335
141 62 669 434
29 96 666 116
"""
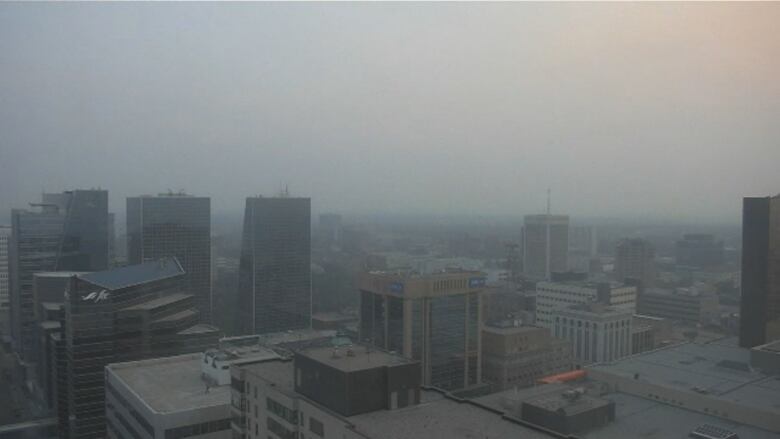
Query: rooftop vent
689 424 738 439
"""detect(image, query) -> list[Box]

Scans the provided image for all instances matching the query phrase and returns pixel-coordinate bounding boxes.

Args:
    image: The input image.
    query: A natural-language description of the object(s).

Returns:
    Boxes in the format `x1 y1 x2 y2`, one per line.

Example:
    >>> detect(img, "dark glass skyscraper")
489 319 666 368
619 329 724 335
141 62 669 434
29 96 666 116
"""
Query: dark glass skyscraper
9 189 108 360
239 196 311 334
62 257 220 439
740 194 780 348
127 194 212 322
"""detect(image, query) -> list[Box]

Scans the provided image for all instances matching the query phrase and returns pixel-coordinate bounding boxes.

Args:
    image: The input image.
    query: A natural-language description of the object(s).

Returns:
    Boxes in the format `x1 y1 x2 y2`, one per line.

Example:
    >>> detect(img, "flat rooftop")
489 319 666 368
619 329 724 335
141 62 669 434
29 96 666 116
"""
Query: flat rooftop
298 344 414 372
121 292 191 311
108 353 229 413
80 257 183 290
350 390 553 439
483 325 547 335
242 358 555 439
476 384 778 439
588 338 780 411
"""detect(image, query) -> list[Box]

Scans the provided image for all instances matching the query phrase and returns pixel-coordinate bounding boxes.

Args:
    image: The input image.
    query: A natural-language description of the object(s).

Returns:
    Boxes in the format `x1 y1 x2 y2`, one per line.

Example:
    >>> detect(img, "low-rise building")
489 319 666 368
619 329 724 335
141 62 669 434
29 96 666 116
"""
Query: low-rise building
552 303 633 365
637 288 719 326
535 281 636 329
230 342 556 439
481 325 572 391
587 338 780 433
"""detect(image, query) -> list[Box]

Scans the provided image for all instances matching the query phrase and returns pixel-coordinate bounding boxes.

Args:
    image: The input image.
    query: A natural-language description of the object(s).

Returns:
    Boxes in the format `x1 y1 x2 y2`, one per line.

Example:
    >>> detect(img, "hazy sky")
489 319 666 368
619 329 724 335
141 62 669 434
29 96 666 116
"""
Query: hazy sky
1 2 778 223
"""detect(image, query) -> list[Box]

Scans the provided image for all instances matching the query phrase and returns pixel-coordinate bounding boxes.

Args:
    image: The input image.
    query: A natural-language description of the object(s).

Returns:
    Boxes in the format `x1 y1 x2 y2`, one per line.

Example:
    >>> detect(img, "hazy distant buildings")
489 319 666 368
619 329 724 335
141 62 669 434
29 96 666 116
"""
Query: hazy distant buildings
740 195 780 348
62 258 220 439
522 214 569 280
358 270 485 392
614 238 656 288
535 281 636 329
9 189 108 360
238 196 311 334
637 287 719 326
127 193 212 322
318 213 343 249
675 233 724 268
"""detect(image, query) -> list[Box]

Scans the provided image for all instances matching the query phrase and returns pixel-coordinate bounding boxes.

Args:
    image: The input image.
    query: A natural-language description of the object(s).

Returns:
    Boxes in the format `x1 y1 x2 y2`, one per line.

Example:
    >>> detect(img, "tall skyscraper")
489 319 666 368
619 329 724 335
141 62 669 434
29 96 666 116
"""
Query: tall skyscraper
614 238 656 289
0 225 11 336
62 257 220 439
522 214 569 280
675 233 725 268
358 270 485 392
10 189 108 359
740 194 780 348
239 196 311 334
127 193 212 322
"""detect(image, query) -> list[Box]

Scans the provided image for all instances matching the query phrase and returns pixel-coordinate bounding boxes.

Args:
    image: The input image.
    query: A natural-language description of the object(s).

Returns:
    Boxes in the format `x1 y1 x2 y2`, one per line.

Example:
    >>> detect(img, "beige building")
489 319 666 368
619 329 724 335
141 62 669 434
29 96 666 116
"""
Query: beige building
358 270 485 392
481 325 572 391
535 281 636 328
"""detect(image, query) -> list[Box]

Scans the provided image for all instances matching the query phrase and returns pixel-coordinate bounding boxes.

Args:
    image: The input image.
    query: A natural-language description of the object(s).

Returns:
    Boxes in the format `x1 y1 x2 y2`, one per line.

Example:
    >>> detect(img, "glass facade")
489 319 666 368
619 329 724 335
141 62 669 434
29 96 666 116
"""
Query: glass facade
238 197 311 334
359 273 483 391
127 195 212 323
10 190 108 360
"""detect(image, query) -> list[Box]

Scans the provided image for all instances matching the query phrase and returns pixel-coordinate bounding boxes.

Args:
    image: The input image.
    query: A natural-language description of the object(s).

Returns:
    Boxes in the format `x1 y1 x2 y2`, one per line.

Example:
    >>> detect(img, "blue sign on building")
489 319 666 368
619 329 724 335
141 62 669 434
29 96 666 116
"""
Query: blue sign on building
389 282 404 294
468 277 486 288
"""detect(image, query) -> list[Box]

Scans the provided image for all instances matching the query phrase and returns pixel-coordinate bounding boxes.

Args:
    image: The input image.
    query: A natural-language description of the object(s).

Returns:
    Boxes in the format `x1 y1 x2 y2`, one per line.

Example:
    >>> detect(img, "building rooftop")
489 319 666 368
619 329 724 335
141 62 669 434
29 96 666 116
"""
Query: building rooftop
242 358 554 439
587 338 779 412
476 383 778 439
121 292 191 311
178 323 220 335
34 271 89 278
297 344 415 372
350 389 553 439
108 353 230 413
311 312 358 323
79 257 184 290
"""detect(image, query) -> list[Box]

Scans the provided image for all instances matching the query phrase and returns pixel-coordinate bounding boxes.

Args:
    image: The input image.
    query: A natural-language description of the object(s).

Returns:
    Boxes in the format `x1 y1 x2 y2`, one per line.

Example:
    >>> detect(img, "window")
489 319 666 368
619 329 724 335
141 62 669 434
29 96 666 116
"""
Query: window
309 417 324 437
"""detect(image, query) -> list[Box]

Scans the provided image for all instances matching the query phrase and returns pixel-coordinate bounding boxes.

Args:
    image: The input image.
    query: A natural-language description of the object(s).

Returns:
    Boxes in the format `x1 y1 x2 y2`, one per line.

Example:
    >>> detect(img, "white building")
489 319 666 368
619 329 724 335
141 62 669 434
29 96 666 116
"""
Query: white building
535 281 636 328
104 330 335 439
552 303 633 365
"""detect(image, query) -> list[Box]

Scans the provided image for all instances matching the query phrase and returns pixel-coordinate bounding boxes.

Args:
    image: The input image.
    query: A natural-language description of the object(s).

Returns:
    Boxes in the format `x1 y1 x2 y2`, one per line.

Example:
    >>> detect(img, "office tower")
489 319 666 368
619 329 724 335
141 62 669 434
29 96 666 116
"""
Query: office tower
0 225 10 336
62 257 221 439
127 193 212 322
238 196 311 334
481 325 572 391
614 238 656 289
552 303 633 365
358 270 485 392
570 225 598 257
740 194 780 348
535 281 636 328
318 213 343 248
675 233 725 268
10 189 108 360
107 213 115 267
522 214 569 280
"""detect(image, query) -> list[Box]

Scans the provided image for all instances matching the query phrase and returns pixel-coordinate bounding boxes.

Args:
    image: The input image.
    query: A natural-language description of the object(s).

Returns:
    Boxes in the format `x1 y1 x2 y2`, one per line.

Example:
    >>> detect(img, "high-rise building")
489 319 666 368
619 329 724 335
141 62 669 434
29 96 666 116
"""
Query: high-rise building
522 214 569 280
127 193 212 322
358 270 485 392
62 257 221 439
238 196 311 334
318 213 343 249
614 238 656 289
535 281 636 329
675 233 725 268
0 225 11 337
10 189 108 360
740 194 780 348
